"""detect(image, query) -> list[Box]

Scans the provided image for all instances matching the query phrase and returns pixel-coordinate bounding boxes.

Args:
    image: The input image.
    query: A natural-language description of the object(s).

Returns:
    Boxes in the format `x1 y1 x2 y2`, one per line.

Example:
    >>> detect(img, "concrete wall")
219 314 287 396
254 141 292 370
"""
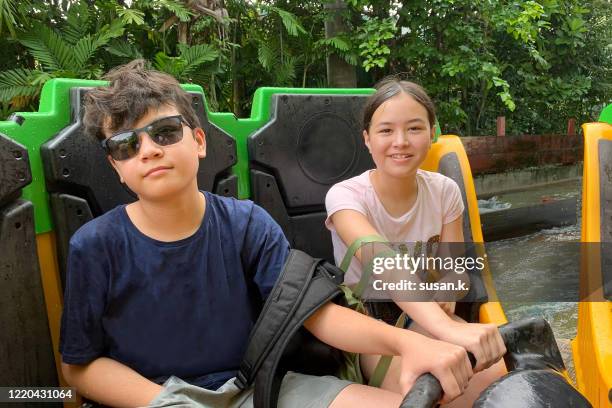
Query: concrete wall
474 163 583 197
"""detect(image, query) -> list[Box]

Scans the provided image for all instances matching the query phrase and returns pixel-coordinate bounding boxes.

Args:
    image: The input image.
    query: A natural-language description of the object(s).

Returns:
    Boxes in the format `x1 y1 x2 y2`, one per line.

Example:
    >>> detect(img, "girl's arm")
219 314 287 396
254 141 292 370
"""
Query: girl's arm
398 216 505 371
304 302 472 403
330 210 505 372
440 217 506 369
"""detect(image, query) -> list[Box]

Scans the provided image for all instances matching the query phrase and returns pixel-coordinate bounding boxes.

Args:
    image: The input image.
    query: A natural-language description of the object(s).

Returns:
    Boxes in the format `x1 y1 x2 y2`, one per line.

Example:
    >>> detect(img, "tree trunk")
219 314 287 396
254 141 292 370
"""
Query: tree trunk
178 22 188 44
231 18 244 117
324 0 356 88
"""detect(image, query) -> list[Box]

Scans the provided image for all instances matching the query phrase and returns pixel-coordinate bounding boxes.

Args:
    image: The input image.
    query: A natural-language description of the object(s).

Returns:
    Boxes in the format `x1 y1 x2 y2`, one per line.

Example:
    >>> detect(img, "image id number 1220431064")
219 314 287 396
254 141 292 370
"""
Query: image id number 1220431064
0 387 76 402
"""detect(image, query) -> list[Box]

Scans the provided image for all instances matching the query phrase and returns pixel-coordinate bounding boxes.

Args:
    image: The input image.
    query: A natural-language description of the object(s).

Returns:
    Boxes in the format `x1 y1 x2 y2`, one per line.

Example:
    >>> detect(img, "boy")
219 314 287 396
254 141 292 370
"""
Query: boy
59 60 472 407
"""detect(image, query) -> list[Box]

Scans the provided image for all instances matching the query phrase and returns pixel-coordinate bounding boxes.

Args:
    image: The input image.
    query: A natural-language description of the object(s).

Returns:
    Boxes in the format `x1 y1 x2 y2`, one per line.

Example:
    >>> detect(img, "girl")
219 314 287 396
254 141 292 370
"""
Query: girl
325 78 506 406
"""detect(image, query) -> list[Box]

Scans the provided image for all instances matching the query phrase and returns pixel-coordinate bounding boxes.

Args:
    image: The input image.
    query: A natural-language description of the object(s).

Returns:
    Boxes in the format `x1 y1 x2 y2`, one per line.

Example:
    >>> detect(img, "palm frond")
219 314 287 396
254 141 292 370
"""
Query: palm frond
0 0 19 37
177 43 219 75
316 37 350 52
157 0 193 22
257 41 278 71
116 6 146 26
105 40 144 60
78 66 104 80
63 1 91 45
19 24 74 71
0 68 45 104
74 20 126 71
275 55 298 85
269 6 306 37
95 19 126 48
73 35 98 70
341 52 358 66
153 52 184 78
315 36 357 65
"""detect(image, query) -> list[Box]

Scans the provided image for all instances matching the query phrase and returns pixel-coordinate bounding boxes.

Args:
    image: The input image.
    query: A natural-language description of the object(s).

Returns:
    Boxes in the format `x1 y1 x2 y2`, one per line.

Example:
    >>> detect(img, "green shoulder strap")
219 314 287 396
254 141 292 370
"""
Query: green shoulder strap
368 313 408 388
340 235 391 299
339 235 409 388
339 234 388 271
340 235 406 387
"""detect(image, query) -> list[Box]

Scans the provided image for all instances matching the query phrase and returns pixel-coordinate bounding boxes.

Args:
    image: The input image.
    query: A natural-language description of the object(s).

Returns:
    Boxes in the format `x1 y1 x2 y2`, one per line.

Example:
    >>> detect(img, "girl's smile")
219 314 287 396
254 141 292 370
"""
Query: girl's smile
388 153 415 163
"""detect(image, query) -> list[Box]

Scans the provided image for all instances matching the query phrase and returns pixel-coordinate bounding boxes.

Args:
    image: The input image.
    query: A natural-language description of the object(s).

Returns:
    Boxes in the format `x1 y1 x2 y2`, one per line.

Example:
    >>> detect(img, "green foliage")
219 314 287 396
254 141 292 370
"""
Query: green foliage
315 36 357 65
0 68 45 109
268 6 306 37
257 40 278 71
154 43 218 81
63 2 93 44
356 17 396 72
117 7 146 26
0 0 20 37
360 0 611 135
19 24 75 72
16 19 124 75
317 36 350 52
106 40 144 60
0 0 609 135
0 2 125 109
504 1 547 43
154 0 194 22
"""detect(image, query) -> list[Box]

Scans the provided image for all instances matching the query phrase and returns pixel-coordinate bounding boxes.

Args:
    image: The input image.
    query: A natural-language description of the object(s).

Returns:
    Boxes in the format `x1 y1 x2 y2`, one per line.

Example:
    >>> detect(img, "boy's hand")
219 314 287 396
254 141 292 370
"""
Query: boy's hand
397 334 473 404
437 321 506 372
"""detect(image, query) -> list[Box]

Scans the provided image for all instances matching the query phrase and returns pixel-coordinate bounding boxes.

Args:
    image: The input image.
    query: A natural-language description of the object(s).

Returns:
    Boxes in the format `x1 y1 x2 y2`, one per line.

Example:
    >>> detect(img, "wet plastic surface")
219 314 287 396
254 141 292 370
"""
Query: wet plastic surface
474 369 592 408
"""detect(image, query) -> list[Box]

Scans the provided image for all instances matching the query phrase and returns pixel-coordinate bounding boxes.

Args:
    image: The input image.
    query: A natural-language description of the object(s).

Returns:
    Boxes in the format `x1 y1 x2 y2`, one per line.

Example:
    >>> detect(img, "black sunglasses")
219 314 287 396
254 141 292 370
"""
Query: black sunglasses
101 115 192 161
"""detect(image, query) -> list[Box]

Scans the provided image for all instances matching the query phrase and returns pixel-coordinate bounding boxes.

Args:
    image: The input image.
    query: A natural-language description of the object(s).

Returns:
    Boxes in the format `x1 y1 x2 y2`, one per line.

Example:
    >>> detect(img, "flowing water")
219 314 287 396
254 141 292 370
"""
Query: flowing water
478 179 581 210
478 180 582 378
485 224 580 341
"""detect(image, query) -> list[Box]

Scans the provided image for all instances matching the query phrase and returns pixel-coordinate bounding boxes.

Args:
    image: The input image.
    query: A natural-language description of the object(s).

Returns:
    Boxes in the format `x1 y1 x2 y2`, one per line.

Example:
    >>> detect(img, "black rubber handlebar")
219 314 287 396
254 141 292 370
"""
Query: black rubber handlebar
399 351 478 408
398 318 556 408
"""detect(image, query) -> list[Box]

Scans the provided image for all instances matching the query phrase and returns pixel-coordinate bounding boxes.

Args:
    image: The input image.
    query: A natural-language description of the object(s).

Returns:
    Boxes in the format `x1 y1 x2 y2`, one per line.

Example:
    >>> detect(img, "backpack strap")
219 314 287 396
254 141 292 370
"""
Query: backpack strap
339 234 389 299
339 234 388 271
236 249 345 408
236 250 316 389
367 313 408 388
340 235 409 388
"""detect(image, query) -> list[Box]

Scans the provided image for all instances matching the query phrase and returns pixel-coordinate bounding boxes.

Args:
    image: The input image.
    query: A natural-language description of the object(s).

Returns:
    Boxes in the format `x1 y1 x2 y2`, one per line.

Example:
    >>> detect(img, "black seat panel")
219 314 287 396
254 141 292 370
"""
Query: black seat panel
249 94 373 209
0 133 59 394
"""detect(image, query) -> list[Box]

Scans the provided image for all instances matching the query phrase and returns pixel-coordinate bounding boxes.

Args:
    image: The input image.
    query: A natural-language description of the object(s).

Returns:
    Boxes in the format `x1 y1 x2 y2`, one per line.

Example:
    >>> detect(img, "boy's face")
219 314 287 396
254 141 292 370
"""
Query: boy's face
104 104 206 201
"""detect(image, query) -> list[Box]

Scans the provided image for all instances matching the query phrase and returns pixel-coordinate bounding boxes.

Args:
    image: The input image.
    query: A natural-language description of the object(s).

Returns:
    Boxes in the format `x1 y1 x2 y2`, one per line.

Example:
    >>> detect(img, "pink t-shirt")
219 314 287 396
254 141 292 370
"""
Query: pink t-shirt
325 169 465 285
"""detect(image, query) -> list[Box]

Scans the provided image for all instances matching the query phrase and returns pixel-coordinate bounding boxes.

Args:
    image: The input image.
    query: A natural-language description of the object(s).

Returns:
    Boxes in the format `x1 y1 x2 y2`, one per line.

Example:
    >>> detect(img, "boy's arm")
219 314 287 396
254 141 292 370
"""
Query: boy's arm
61 237 165 407
304 302 472 403
62 358 162 408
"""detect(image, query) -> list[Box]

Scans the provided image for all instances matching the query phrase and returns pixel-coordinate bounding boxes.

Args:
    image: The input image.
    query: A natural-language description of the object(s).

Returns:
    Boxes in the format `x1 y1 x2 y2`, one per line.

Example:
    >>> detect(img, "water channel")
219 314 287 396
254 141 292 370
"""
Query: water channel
479 179 582 378
486 223 580 341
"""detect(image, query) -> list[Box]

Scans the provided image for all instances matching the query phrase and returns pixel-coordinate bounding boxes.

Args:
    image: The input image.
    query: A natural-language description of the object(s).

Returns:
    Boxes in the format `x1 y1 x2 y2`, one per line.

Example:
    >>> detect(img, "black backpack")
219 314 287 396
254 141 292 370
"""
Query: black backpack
236 249 346 408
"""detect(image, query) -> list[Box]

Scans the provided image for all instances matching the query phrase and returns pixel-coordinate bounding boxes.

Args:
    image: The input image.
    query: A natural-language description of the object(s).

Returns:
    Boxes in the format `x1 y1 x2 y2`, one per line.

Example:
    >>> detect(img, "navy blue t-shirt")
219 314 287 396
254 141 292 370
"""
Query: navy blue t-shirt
59 192 290 390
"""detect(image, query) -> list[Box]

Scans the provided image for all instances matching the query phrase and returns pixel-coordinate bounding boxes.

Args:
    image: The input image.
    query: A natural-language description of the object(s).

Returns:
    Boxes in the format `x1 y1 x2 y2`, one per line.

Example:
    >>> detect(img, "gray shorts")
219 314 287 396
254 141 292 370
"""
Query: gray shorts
148 372 352 408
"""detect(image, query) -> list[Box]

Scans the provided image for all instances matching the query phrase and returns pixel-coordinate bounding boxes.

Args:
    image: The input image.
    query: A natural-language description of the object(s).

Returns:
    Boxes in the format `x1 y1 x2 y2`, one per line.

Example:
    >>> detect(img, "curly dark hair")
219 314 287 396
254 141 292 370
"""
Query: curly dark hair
82 59 201 141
